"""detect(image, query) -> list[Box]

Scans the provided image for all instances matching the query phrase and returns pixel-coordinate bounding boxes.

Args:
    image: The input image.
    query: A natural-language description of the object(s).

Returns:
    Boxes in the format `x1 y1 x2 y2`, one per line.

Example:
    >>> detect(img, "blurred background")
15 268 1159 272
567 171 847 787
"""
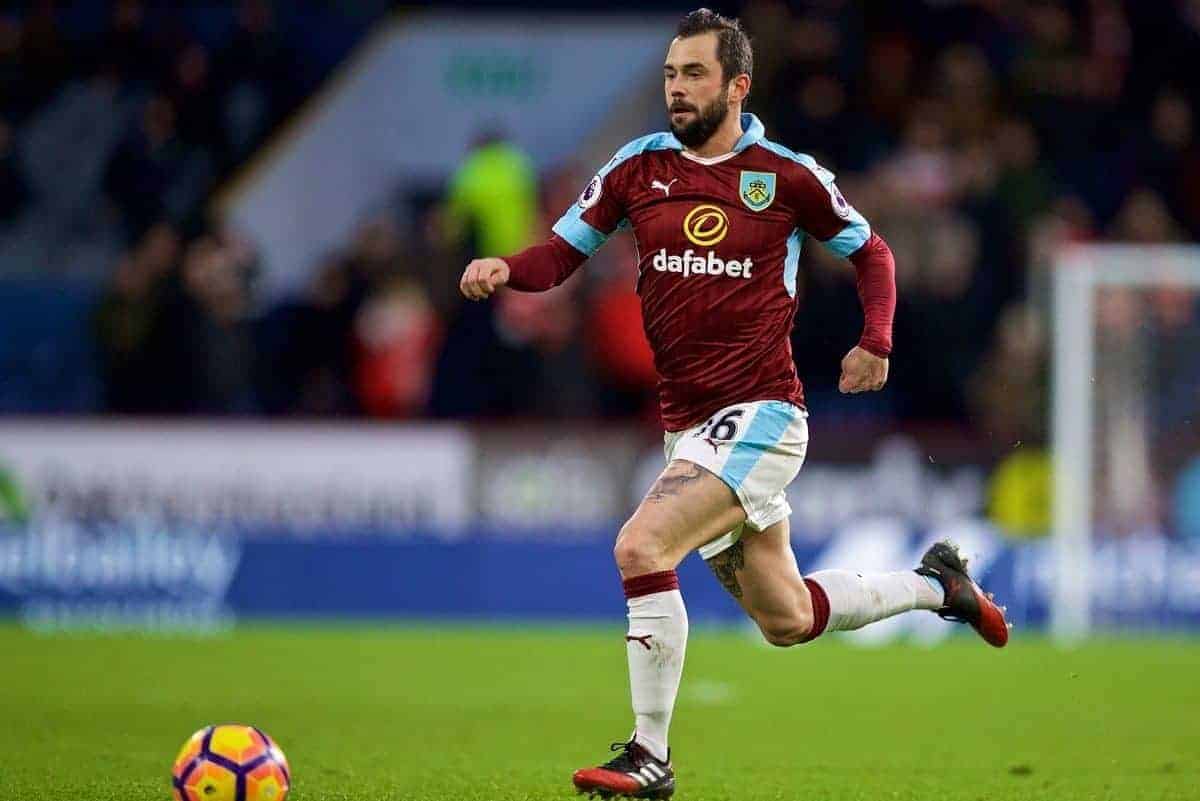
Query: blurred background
0 0 1198 637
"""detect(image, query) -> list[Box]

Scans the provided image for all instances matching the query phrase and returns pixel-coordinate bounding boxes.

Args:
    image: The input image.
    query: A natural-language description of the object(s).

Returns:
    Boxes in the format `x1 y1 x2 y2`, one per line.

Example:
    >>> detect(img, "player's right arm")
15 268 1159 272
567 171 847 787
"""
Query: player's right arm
459 154 630 301
459 256 511 300
459 236 585 300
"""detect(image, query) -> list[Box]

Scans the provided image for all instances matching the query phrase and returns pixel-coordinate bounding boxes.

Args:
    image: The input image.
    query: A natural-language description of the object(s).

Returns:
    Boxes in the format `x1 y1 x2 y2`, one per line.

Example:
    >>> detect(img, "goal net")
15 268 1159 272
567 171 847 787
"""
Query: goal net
1052 245 1200 639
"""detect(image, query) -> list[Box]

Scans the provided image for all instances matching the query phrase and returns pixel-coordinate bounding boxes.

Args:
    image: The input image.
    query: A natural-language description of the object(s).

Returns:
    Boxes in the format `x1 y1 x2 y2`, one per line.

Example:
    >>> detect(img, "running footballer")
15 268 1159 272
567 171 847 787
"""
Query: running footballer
460 9 1009 799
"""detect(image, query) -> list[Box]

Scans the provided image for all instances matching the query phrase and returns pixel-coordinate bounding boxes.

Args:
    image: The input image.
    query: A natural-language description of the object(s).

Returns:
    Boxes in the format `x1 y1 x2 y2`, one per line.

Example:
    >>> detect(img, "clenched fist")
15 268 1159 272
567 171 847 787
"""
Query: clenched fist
459 258 510 301
838 346 889 394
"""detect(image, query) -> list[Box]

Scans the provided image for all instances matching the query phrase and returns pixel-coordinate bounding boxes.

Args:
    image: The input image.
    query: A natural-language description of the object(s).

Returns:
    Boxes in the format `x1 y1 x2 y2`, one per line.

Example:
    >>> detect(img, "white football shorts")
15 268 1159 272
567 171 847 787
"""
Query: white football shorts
662 399 809 561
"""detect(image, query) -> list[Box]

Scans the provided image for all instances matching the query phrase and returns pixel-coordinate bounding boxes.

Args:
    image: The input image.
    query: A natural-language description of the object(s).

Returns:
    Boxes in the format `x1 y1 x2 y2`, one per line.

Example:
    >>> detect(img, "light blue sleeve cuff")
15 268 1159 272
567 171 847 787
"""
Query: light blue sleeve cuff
823 218 871 258
551 212 609 257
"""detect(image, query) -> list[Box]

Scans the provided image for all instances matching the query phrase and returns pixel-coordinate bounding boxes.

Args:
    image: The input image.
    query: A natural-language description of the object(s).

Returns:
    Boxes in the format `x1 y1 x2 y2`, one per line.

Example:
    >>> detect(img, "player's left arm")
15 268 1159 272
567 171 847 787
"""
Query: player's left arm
839 233 894 394
789 162 896 394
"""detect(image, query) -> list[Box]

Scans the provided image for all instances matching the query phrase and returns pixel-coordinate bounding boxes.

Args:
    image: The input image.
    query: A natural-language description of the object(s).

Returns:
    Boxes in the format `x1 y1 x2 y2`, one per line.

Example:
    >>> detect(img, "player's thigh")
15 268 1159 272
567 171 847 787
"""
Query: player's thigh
706 518 814 642
615 458 747 576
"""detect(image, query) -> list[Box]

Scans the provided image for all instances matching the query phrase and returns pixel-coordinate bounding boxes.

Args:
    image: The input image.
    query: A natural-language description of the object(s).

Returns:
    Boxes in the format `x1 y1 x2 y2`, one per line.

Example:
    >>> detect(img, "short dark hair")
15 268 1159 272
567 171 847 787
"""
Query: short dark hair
675 8 753 100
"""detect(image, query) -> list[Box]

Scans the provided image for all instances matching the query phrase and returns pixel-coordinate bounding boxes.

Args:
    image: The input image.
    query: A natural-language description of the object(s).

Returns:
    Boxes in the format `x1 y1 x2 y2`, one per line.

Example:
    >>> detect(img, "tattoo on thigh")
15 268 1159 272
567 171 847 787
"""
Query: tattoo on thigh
706 539 745 599
645 463 705 503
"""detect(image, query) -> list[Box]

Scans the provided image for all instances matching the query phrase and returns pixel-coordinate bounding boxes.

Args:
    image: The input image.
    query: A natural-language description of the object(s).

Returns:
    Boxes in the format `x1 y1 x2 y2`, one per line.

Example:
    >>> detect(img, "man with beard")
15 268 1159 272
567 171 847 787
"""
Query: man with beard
460 9 1010 799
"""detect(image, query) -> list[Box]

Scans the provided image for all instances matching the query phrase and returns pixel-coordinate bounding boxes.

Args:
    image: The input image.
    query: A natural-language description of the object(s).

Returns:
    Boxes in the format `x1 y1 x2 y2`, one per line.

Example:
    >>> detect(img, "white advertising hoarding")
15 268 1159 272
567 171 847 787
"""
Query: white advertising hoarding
0 422 472 531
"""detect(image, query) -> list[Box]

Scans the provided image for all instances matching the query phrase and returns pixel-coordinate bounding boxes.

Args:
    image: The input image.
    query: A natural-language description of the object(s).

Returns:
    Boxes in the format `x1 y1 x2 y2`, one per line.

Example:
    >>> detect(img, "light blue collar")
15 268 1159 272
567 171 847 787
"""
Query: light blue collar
667 112 764 154
732 113 765 152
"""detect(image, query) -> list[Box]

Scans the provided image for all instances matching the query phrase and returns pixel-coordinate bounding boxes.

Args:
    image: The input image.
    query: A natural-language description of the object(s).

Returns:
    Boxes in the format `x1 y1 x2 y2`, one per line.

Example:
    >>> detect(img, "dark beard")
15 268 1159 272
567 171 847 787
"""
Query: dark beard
669 88 731 148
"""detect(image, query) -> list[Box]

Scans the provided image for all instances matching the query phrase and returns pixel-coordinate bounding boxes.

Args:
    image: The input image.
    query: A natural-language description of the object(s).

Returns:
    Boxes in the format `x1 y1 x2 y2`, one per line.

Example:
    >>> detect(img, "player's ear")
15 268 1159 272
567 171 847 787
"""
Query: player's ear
729 73 751 107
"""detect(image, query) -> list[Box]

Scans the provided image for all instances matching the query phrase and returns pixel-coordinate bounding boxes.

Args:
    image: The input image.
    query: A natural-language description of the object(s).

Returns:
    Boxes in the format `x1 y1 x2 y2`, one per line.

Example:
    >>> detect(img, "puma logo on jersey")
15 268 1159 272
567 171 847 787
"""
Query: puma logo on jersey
650 178 678 196
625 634 654 650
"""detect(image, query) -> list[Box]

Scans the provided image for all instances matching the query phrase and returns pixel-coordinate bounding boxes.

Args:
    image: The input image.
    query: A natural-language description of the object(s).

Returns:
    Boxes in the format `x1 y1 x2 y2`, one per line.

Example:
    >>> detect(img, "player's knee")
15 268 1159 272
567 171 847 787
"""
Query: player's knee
614 523 670 577
758 611 814 648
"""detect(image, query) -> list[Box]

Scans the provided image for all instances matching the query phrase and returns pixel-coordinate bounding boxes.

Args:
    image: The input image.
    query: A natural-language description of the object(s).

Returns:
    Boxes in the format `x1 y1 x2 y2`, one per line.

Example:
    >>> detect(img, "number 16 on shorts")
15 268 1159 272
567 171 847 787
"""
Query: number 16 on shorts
664 400 809 537
694 408 746 445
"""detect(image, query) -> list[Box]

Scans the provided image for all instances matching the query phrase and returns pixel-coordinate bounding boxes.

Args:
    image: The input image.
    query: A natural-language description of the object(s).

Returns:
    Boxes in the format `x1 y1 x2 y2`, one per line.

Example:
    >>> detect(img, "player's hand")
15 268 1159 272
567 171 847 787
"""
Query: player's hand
459 258 510 301
838 346 889 394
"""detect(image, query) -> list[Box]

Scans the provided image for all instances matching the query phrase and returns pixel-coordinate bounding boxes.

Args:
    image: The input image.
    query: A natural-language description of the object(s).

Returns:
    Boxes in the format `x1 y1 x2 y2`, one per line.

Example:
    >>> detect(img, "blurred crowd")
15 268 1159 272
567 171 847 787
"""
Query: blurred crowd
759 0 1200 449
0 1 335 268
0 1 368 412
2 0 1199 451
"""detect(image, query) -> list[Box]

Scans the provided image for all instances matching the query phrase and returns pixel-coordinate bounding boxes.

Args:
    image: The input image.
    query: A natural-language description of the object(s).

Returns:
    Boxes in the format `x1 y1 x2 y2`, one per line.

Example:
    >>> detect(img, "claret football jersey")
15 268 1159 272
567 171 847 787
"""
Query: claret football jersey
552 113 874 431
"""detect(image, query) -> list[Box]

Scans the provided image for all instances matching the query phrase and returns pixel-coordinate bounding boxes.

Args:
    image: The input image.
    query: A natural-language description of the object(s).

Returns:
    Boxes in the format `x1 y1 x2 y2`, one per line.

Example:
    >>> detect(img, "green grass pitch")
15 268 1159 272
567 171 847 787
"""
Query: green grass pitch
3 622 1198 800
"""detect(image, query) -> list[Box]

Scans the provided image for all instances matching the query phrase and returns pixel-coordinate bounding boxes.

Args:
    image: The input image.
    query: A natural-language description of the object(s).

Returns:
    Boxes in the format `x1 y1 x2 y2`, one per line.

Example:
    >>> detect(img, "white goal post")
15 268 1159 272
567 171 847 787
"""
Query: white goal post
1052 244 1200 641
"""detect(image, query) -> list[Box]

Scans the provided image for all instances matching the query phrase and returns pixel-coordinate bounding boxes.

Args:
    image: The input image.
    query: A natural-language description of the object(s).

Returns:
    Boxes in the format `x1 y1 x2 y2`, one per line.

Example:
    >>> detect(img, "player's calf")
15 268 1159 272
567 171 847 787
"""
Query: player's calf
703 527 823 647
755 611 815 647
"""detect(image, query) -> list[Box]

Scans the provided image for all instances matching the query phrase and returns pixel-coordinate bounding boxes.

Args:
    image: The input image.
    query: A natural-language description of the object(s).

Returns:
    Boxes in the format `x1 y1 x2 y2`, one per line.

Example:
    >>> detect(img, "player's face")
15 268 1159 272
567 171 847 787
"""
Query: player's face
664 33 732 148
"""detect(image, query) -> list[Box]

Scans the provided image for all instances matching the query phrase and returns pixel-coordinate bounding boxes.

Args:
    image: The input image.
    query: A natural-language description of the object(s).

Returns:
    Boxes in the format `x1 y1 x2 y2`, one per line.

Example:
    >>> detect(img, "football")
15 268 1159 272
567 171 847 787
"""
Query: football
171 725 291 801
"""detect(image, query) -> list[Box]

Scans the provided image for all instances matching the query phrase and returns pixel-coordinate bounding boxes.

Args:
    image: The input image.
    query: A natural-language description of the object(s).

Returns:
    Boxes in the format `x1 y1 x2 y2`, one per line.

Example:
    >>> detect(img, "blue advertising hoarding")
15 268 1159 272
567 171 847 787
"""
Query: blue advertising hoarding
2 423 1198 635
3 520 1200 636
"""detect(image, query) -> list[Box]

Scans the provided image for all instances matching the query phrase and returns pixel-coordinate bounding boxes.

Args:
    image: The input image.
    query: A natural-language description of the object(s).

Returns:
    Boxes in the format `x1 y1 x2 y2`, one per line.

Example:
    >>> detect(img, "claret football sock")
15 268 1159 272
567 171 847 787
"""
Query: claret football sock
805 569 944 634
622 570 687 764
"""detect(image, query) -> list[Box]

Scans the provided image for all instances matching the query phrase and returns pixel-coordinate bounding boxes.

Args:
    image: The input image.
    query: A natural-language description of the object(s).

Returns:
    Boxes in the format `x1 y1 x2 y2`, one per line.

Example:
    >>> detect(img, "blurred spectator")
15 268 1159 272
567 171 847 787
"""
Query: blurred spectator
0 17 27 120
354 279 442 418
739 0 792 109
968 303 1048 447
17 1 72 117
1140 90 1200 237
93 0 159 87
1025 195 1096 314
1110 187 1182 243
992 118 1055 239
936 45 998 146
771 71 852 168
892 213 985 421
147 234 258 415
442 132 538 258
103 94 212 237
348 214 405 288
1146 283 1200 431
971 116 1055 308
859 35 917 144
213 0 296 160
168 44 226 162
258 254 360 416
93 222 180 413
879 105 960 209
988 447 1052 539
1014 3 1085 103
0 119 29 223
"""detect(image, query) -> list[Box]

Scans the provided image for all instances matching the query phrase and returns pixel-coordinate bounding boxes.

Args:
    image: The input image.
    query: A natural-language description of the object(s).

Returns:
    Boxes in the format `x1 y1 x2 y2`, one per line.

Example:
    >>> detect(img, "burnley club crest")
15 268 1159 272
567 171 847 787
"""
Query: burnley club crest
739 171 776 211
